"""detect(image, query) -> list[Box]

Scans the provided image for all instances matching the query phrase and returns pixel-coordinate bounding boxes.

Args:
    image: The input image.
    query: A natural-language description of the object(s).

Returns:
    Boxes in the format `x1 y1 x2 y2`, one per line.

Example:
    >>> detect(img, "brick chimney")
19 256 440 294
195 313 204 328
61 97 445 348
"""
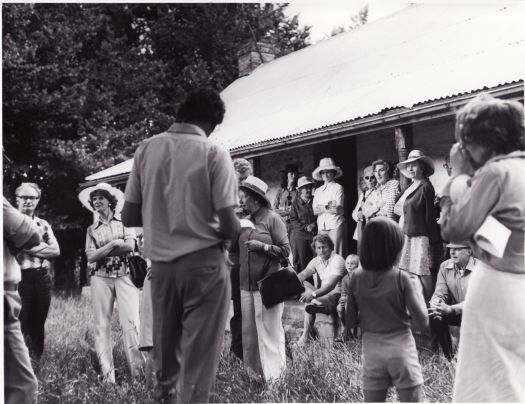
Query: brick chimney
238 41 277 77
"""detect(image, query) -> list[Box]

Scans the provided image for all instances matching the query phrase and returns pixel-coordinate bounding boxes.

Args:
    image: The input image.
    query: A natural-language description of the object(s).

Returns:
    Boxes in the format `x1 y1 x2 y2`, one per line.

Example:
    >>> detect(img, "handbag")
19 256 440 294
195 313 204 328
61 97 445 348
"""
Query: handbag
127 242 148 289
257 252 305 309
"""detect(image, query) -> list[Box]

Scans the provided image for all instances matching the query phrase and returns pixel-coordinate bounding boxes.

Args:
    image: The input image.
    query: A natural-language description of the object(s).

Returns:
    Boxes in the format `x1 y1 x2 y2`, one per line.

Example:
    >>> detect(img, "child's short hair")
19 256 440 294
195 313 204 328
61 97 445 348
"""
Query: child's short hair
359 217 404 271
346 254 359 262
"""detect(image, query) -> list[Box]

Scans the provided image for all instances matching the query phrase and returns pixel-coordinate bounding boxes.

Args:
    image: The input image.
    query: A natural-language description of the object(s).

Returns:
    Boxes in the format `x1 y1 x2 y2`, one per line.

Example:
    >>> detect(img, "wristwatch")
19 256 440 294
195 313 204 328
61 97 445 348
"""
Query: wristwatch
312 291 317 298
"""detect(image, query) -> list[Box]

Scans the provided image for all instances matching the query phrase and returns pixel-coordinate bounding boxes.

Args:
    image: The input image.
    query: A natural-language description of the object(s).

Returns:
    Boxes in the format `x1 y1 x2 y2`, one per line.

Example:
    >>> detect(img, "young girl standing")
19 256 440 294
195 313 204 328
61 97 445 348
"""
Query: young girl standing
346 217 428 402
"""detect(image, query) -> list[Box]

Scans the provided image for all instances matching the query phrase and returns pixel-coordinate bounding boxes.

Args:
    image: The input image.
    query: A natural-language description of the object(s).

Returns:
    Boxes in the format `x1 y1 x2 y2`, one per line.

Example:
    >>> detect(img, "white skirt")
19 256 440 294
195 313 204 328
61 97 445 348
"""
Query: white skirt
453 261 525 402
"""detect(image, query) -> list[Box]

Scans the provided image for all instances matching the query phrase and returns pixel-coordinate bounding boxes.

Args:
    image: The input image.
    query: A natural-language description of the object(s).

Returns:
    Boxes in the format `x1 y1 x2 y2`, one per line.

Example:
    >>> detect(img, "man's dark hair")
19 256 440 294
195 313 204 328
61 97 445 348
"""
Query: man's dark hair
176 87 226 127
359 217 405 271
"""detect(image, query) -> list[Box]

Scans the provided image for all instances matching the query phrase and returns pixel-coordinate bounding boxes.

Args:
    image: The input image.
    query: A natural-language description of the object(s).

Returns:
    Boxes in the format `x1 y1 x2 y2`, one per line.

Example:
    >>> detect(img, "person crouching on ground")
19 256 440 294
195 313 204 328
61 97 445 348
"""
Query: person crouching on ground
346 217 428 402
79 183 144 383
296 233 346 345
428 243 476 360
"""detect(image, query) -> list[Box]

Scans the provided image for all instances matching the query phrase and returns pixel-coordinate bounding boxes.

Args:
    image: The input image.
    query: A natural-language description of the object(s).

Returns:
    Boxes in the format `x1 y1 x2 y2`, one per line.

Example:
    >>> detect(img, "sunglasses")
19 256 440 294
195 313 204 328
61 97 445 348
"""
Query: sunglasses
364 176 373 180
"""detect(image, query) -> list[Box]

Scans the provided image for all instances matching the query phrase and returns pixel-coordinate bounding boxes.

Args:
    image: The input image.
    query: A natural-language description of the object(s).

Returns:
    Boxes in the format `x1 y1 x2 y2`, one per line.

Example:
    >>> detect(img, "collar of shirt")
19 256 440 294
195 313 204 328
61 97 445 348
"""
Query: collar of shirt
94 213 121 229
445 257 476 275
167 122 206 138
298 196 312 206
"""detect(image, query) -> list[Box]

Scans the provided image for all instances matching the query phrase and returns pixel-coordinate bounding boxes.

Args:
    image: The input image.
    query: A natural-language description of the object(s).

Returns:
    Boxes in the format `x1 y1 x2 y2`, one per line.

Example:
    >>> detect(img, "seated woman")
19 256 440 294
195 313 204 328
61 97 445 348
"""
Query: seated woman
297 233 346 345
238 176 291 381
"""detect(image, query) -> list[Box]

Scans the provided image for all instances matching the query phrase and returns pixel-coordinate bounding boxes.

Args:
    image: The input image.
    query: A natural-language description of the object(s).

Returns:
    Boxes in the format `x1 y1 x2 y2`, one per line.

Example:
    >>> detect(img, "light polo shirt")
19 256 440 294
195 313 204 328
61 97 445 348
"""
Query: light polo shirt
304 251 346 293
124 122 238 262
313 181 344 231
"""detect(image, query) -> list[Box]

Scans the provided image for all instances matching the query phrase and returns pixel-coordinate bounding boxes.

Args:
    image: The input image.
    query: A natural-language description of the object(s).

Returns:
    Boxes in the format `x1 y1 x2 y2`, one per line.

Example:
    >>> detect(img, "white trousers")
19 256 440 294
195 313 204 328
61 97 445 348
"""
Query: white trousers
453 262 525 402
241 290 286 381
91 275 144 382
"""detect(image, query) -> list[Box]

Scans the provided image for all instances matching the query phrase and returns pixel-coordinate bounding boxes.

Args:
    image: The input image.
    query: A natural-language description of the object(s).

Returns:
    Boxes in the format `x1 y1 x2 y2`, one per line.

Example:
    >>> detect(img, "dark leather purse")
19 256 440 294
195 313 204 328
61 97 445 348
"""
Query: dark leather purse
128 243 148 289
257 253 304 309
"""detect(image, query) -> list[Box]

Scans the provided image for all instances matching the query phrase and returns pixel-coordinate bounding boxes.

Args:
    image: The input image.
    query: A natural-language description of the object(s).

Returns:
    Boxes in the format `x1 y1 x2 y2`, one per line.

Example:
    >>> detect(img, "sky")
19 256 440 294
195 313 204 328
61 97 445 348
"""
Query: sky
284 0 410 43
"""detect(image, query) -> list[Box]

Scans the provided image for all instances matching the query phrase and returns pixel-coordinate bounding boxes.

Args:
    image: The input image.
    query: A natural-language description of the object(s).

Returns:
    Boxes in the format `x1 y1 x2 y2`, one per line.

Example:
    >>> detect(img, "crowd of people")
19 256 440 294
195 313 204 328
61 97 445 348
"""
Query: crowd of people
3 89 524 403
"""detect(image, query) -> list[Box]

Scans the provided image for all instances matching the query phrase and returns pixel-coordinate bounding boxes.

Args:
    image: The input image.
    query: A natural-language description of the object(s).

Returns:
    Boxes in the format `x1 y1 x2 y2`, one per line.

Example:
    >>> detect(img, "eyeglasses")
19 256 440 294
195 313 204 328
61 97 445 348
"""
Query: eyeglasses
364 176 372 180
16 195 39 201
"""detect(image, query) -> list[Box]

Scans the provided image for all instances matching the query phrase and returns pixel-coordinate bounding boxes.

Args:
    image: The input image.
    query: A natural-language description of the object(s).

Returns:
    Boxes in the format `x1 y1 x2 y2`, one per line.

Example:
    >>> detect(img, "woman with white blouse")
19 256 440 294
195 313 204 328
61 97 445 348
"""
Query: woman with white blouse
312 158 348 257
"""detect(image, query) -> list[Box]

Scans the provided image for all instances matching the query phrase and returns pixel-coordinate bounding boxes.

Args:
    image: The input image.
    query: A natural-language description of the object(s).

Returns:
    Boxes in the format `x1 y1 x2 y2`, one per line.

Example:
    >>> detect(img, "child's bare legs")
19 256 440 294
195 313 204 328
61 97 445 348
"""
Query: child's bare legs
298 312 316 345
397 385 423 402
364 389 388 402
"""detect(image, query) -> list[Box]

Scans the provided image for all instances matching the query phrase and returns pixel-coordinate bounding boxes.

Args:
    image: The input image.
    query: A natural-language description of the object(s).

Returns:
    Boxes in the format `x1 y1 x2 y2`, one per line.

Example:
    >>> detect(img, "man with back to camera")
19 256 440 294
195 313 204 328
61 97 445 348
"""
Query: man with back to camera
122 87 240 403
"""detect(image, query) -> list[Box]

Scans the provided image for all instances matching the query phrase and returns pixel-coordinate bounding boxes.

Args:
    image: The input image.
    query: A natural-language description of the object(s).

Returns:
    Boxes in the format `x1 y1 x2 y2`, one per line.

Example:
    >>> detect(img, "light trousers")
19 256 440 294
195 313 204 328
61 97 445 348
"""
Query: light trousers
90 275 144 382
151 246 230 403
241 290 286 381
4 290 38 404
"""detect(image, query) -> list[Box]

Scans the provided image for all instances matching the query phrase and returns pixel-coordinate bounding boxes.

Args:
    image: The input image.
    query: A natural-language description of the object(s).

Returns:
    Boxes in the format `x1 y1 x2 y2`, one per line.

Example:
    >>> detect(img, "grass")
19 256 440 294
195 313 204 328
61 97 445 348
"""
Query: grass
35 293 454 403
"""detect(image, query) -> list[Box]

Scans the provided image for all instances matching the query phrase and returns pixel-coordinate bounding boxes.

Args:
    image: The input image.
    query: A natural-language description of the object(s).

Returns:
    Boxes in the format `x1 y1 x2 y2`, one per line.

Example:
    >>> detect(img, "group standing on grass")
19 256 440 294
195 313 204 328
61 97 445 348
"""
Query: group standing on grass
3 90 524 404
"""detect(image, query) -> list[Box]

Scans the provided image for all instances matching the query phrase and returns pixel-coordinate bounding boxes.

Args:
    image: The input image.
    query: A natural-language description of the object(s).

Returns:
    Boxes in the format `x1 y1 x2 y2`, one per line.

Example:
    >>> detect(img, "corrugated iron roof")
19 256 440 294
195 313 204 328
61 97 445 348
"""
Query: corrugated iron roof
210 3 525 150
85 3 524 182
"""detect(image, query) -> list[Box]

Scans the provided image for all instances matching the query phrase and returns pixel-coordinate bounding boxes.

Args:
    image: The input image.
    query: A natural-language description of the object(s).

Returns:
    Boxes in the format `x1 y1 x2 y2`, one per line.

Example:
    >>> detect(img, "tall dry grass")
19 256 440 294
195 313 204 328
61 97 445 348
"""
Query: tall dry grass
36 294 454 403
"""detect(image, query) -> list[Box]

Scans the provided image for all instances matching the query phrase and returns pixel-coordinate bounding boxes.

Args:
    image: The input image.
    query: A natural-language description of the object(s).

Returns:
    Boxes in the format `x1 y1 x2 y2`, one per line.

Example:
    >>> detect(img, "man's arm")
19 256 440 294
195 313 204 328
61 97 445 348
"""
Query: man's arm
217 206 240 240
122 201 143 227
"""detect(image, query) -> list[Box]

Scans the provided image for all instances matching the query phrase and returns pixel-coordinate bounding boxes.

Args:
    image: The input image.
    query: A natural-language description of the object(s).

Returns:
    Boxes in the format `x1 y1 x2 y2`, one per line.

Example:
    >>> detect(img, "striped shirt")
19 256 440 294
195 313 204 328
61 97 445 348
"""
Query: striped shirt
364 179 401 221
17 215 57 271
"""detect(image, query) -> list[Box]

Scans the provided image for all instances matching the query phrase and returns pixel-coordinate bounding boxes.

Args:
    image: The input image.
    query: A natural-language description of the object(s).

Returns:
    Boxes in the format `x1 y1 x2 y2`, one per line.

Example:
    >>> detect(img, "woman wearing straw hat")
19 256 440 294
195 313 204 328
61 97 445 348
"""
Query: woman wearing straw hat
395 150 441 304
79 183 144 383
312 158 348 257
237 176 290 381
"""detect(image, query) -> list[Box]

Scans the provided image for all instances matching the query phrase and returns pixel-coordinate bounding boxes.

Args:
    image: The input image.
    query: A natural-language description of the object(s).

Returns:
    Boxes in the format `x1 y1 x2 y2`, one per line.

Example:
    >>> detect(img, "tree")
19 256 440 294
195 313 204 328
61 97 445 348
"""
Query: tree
2 3 310 290
329 4 369 38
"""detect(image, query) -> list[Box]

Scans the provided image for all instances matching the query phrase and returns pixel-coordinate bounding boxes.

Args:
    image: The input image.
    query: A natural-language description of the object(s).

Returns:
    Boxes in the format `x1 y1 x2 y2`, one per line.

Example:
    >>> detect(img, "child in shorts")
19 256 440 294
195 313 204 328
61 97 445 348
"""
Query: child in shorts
346 217 428 402
337 254 359 340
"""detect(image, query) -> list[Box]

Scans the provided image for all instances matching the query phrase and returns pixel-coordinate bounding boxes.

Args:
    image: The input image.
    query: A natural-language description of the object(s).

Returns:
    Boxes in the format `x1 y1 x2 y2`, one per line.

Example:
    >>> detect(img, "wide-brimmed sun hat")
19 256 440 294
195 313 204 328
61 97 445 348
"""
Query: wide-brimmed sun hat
446 243 470 249
297 176 315 189
397 150 435 177
312 158 343 181
78 182 124 213
239 176 271 206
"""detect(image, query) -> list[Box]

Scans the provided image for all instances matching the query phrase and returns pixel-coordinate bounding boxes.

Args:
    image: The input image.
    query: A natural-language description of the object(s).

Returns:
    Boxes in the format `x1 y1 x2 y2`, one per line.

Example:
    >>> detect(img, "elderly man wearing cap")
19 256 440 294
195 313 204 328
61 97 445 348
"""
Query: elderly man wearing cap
79 182 144 383
289 176 317 275
312 157 348 257
429 244 476 360
14 182 60 362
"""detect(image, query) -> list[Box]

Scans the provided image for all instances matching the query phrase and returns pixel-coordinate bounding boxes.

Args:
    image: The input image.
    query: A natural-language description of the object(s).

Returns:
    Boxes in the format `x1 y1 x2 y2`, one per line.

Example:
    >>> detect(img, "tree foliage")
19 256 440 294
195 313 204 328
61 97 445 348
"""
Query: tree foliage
329 4 369 38
2 3 310 289
2 3 310 227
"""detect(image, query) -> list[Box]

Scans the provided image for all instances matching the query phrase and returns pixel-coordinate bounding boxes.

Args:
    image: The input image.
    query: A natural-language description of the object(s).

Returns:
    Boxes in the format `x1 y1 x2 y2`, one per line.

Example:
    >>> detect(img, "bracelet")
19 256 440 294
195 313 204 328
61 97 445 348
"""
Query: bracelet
264 244 269 252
